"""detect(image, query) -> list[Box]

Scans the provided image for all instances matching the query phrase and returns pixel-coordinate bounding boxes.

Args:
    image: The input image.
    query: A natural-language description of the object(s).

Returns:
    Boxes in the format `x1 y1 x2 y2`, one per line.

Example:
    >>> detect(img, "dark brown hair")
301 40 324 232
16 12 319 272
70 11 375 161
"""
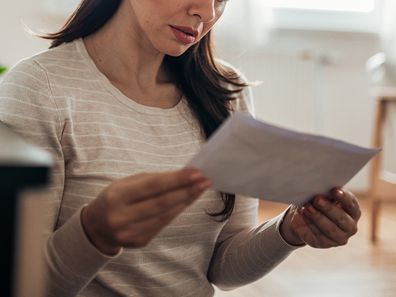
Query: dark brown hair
41 0 248 221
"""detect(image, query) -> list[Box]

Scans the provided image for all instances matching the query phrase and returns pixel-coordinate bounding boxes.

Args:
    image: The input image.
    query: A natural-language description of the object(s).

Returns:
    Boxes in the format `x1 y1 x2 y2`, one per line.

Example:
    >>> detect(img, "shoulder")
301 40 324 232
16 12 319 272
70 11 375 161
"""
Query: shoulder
0 45 78 137
215 59 255 117
1 40 82 87
31 40 85 72
3 39 87 87
0 57 50 101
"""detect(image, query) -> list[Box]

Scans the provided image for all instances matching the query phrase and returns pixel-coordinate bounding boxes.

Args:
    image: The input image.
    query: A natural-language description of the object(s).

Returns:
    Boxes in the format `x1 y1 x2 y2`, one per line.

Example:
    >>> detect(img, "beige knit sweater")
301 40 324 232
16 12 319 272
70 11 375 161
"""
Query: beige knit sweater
0 39 299 297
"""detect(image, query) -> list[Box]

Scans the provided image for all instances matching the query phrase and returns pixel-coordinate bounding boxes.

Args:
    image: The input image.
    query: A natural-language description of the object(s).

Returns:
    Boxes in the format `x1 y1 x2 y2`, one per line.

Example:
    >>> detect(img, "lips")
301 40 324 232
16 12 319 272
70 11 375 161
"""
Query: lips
170 25 199 38
170 25 199 45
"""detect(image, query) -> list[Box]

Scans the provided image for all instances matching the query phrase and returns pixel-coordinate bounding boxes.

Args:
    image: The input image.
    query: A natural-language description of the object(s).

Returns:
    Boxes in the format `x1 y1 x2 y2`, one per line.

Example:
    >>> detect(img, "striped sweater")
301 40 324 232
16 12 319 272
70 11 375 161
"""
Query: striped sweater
0 38 299 297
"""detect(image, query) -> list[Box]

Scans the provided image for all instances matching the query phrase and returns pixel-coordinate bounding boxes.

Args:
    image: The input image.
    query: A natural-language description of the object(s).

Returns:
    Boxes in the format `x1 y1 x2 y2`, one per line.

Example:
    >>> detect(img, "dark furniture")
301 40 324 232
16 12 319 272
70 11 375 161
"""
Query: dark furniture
0 123 51 296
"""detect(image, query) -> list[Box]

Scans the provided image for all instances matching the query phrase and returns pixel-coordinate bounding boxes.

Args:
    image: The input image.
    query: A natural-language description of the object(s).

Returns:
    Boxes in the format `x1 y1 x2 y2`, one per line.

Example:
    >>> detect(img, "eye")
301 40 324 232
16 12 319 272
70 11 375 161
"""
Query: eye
214 0 229 12
216 0 229 7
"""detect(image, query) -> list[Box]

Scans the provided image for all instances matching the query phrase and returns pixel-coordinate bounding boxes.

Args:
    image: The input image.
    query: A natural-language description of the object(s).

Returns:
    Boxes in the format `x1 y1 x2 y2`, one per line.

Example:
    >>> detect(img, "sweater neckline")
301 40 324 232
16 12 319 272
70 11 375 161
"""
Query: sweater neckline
74 38 186 116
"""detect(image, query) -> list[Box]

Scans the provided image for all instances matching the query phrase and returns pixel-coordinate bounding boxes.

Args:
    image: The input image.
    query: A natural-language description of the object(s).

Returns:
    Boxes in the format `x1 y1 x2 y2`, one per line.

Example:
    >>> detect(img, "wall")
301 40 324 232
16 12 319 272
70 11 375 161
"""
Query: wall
0 0 64 67
215 29 381 192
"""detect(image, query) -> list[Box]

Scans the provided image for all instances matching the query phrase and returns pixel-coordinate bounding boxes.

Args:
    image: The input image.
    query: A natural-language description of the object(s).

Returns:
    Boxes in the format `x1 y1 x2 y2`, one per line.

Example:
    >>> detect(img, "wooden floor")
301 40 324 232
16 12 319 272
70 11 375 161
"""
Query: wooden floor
214 199 396 297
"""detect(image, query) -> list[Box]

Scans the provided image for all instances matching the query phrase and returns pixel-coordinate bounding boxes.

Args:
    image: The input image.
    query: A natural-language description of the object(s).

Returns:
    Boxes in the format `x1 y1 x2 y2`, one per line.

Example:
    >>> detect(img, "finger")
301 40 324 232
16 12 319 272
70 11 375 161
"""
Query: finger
291 212 326 248
289 211 313 242
329 187 361 221
120 168 208 203
119 179 211 223
116 201 190 247
312 195 358 235
293 210 339 248
300 209 341 248
303 203 349 245
143 202 189 237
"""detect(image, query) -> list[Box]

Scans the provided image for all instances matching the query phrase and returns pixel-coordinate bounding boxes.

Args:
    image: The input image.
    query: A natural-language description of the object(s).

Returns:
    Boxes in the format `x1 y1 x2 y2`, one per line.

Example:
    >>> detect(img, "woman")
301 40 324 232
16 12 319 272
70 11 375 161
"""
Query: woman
0 0 361 296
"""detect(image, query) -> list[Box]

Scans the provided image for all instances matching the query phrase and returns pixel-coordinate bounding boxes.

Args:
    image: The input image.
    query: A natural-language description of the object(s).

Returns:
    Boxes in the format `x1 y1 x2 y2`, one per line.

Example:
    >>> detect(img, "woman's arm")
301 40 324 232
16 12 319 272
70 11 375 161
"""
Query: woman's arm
207 196 300 290
207 69 303 290
207 66 361 290
0 60 118 296
0 59 213 296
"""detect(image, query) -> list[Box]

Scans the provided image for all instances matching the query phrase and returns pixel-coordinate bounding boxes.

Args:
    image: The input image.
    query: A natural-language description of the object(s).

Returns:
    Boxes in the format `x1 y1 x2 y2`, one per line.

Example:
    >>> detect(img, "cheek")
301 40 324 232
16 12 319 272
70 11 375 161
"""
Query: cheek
131 1 164 30
202 11 223 37
202 7 225 35
201 19 219 39
202 24 213 37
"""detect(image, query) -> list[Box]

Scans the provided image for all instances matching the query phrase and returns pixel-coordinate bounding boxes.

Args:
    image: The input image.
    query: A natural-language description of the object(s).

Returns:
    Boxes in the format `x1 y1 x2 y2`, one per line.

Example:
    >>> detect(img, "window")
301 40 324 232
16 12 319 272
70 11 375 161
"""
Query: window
262 0 375 13
44 0 383 34
258 0 383 33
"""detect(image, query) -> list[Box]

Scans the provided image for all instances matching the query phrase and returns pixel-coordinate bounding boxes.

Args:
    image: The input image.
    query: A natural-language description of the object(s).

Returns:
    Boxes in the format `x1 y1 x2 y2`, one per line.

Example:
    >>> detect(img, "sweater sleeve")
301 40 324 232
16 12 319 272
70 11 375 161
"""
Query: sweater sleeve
207 196 299 290
0 59 120 297
207 79 302 290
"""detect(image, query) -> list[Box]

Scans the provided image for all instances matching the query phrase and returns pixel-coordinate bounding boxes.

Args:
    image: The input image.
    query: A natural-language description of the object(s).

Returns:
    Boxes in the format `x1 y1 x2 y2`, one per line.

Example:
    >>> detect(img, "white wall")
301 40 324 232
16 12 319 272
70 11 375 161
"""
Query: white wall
0 1 381 192
0 0 64 67
215 29 381 192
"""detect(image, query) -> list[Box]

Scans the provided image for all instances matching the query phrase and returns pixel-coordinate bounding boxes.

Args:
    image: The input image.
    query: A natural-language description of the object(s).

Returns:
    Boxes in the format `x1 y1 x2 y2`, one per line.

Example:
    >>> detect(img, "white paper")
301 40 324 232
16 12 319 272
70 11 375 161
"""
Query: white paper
186 112 380 205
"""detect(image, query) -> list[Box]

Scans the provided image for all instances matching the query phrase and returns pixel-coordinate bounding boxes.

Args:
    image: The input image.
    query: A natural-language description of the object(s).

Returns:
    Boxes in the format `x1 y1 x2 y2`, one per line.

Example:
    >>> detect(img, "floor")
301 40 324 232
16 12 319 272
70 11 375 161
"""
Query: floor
214 198 396 297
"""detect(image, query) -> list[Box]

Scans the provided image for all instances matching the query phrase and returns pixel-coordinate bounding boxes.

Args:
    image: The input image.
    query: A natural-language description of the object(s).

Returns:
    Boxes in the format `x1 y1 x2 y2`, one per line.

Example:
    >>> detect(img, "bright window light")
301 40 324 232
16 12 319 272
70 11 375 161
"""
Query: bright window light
262 0 375 12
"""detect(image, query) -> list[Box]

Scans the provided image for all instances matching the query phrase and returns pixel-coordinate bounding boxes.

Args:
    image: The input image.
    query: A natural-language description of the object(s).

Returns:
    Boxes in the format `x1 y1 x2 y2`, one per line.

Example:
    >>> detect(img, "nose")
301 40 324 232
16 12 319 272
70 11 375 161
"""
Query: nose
188 0 217 23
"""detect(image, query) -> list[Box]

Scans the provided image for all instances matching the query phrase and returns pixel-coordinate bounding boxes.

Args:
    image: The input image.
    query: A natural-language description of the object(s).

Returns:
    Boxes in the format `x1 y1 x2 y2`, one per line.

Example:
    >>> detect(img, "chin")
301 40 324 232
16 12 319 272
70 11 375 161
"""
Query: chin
163 46 190 57
156 41 194 57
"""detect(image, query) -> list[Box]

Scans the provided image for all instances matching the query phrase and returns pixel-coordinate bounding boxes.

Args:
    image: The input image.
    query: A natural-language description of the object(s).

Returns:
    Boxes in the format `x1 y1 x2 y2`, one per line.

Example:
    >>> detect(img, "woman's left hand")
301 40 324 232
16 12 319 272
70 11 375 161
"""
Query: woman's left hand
280 187 361 248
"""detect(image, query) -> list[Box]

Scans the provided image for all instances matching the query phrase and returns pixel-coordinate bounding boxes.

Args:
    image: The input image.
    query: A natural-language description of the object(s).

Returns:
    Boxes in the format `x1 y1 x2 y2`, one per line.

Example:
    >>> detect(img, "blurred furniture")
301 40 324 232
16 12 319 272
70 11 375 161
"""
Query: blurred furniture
0 123 51 296
369 86 396 243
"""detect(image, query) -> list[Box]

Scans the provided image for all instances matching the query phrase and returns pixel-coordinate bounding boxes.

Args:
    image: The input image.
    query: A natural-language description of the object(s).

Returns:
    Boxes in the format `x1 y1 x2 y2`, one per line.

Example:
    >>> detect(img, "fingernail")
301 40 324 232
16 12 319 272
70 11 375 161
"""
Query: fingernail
199 180 212 191
317 197 326 208
332 188 345 199
306 205 316 214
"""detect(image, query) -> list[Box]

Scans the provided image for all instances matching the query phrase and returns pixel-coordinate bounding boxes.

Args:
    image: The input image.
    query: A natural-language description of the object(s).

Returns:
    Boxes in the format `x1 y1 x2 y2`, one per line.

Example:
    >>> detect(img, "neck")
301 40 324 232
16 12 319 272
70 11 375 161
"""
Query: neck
83 1 168 91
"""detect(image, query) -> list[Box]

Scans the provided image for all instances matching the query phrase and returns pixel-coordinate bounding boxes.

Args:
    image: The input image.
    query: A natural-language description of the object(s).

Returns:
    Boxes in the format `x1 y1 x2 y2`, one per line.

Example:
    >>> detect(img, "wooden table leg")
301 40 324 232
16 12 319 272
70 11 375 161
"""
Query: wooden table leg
369 98 386 243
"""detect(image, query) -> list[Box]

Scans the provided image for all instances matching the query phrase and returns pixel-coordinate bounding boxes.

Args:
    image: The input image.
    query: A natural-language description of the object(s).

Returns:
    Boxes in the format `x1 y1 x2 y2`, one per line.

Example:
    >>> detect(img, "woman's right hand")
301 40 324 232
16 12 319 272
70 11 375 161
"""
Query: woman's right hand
81 169 211 255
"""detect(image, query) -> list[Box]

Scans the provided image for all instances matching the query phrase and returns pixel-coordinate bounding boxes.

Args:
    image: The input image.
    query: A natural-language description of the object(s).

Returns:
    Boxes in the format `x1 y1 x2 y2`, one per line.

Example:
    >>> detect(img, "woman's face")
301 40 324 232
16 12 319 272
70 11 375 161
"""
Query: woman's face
126 0 228 56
